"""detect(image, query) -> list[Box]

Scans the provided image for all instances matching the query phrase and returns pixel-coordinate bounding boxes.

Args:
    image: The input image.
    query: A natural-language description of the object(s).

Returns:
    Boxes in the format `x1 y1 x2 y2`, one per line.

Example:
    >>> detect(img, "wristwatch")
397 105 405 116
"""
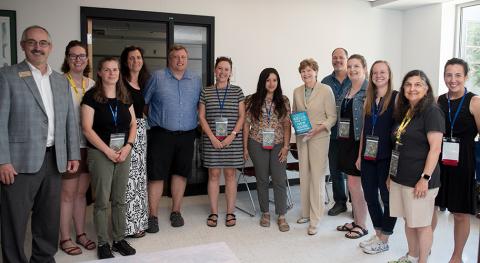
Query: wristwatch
421 173 431 181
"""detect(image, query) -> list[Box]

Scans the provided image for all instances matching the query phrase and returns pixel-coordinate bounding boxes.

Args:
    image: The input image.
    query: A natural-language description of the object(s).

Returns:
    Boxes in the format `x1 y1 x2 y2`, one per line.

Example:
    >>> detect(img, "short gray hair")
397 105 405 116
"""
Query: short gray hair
21 25 52 43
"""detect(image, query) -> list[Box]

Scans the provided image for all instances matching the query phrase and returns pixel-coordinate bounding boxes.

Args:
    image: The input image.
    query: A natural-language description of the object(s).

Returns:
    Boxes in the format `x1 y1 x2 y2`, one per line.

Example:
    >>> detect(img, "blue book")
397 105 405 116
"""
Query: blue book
290 111 312 135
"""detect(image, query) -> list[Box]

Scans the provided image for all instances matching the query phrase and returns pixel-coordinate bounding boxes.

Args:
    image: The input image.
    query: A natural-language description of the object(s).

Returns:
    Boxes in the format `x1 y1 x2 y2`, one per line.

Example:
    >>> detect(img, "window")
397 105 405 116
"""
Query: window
457 1 480 94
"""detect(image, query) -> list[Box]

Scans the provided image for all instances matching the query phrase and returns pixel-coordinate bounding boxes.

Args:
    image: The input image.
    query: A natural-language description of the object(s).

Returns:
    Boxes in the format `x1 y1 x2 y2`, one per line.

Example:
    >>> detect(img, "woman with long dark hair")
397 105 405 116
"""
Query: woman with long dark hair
120 46 150 238
81 57 137 259
243 68 291 232
59 40 96 255
388 70 444 263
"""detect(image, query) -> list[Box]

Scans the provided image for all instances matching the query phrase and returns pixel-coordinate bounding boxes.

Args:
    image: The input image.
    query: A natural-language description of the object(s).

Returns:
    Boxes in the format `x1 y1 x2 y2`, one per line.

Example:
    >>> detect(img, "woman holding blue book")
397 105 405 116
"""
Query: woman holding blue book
292 58 337 235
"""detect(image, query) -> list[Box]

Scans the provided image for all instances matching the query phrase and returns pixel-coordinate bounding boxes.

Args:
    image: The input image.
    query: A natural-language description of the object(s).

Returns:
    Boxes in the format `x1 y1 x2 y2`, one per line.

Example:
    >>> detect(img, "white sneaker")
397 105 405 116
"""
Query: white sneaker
359 235 378 248
362 240 389 254
388 253 418 263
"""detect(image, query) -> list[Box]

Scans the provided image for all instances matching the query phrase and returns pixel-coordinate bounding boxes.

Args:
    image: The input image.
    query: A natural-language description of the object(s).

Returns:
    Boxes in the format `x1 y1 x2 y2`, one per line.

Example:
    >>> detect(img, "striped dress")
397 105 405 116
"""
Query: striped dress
200 84 245 168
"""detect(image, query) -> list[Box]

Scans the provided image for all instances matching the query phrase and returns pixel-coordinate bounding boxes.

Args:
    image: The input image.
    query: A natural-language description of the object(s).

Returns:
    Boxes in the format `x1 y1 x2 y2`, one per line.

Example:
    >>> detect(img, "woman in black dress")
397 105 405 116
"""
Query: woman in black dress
433 58 480 263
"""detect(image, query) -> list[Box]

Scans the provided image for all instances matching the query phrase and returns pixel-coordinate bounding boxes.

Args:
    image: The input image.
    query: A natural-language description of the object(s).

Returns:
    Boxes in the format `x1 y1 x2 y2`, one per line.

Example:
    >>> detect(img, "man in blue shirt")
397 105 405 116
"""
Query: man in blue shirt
143 45 202 231
321 47 351 216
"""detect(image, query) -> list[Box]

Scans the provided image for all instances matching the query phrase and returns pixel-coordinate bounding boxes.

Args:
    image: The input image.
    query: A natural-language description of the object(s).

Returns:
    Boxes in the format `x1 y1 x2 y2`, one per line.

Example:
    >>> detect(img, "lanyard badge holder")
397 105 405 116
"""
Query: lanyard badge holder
338 96 352 139
215 85 229 140
262 101 275 149
108 101 125 151
364 101 382 161
442 88 466 166
389 109 412 177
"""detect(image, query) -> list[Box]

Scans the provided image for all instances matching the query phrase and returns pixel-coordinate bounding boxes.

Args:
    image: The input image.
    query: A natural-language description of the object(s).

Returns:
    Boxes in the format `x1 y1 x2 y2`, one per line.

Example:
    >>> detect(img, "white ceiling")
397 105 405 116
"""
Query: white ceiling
367 0 454 10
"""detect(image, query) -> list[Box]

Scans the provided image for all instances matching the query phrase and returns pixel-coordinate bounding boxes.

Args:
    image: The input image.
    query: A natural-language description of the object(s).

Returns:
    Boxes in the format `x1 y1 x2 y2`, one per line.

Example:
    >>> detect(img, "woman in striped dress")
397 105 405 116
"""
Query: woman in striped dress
199 57 245 227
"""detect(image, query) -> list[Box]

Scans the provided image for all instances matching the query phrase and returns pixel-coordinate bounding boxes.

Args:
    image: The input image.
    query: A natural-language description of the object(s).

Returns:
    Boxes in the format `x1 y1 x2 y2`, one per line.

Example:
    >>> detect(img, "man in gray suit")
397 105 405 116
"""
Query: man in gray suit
0 25 80 262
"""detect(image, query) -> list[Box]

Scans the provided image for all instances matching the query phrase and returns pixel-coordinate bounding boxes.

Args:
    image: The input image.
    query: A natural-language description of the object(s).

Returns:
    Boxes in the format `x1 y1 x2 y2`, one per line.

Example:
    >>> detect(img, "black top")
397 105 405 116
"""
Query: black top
125 81 145 119
81 88 132 150
392 104 445 188
362 91 398 160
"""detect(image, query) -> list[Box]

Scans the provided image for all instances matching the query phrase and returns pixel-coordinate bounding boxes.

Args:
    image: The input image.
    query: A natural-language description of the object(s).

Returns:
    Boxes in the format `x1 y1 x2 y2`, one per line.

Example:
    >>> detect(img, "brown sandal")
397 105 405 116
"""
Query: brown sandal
225 213 236 227
260 213 270 227
207 214 218 227
76 233 96 250
60 238 82 255
277 217 290 232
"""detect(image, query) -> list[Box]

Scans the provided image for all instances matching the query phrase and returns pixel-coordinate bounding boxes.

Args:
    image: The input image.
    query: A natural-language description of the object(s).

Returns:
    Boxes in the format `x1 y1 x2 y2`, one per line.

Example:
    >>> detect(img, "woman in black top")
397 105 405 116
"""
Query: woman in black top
388 70 444 263
120 46 150 238
432 58 480 263
81 57 137 259
356 60 397 254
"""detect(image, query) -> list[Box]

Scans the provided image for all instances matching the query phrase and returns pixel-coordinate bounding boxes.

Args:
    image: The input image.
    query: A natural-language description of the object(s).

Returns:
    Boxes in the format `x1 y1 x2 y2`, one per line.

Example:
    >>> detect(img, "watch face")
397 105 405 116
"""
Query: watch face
423 175 431 180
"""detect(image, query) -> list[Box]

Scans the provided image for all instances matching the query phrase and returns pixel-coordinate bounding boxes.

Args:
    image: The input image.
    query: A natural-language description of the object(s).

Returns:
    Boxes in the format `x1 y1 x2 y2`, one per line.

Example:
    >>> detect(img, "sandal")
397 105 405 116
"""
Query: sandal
76 233 96 250
207 214 218 227
336 221 354 232
225 213 236 227
60 238 82 255
277 217 290 232
260 213 270 227
345 224 368 239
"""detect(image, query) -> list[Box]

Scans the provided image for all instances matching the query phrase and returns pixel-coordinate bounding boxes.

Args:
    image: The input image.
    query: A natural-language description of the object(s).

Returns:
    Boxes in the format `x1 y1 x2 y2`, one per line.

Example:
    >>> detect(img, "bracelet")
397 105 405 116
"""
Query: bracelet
231 131 238 136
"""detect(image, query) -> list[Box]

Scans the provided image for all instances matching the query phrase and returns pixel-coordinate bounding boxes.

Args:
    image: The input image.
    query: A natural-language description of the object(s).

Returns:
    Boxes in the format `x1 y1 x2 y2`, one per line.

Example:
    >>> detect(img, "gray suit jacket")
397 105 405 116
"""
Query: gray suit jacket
0 61 80 173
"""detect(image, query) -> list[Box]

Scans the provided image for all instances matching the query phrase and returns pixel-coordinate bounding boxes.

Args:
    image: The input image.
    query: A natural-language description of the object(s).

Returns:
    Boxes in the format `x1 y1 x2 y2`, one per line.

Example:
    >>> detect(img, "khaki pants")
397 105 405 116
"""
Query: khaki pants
297 136 330 226
88 148 131 245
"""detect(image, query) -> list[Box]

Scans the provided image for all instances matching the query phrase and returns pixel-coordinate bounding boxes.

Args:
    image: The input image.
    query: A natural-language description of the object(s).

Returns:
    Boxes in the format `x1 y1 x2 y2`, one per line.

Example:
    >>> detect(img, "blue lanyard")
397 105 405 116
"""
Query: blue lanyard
215 84 229 116
265 100 274 126
371 97 382 136
109 100 118 127
447 88 467 138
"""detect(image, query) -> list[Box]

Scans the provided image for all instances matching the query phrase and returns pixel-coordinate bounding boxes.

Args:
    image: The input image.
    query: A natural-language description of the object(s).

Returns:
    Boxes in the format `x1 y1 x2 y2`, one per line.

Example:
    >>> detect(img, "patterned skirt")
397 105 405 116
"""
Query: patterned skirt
125 118 149 235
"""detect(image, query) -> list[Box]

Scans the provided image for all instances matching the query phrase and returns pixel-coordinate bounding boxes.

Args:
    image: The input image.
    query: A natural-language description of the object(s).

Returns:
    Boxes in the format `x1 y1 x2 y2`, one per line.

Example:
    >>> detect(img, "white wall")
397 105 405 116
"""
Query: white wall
0 0 403 99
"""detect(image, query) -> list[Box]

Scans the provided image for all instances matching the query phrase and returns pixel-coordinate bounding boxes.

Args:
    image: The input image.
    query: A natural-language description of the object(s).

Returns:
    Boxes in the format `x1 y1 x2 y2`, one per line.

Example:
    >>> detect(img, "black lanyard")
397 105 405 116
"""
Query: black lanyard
215 84 229 116
447 88 467 138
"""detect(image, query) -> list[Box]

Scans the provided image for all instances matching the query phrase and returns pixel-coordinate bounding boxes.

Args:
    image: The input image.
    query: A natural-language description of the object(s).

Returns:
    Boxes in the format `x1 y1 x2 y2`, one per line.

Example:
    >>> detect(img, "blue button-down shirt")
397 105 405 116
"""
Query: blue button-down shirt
321 72 351 138
143 68 202 131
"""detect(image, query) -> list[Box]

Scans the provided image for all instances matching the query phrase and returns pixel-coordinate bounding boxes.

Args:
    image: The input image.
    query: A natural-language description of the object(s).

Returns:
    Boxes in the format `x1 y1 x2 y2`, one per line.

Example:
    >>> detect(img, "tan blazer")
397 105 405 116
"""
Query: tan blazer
292 82 337 139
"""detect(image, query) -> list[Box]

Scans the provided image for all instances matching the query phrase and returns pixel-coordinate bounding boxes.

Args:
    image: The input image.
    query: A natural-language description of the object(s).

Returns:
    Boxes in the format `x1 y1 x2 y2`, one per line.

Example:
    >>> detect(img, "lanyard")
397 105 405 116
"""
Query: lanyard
447 88 467 138
66 73 86 100
342 88 353 113
215 84 229 116
371 97 383 136
395 109 412 145
109 100 118 127
265 100 274 127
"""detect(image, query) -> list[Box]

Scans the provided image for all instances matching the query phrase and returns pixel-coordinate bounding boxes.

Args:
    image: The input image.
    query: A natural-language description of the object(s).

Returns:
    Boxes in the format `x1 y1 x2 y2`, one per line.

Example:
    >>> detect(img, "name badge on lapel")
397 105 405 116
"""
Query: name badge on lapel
442 137 460 166
215 117 228 140
338 118 350 139
262 128 275 149
364 135 379 161
109 133 125 151
18 71 32 78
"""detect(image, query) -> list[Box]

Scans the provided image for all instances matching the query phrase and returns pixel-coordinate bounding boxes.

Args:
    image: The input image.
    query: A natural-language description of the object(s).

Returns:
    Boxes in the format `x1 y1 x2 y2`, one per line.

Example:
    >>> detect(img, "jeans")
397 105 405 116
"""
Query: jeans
328 138 347 204
360 158 396 235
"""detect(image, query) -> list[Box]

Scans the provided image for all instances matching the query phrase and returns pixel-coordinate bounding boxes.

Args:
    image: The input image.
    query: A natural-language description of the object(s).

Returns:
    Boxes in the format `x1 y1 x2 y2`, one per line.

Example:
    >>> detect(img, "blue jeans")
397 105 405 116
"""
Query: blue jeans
328 138 347 204
361 158 396 235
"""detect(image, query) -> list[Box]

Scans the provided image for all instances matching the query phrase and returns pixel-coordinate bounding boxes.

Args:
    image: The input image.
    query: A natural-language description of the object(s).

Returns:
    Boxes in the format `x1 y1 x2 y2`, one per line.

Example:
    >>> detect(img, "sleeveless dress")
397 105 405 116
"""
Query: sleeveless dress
435 91 477 214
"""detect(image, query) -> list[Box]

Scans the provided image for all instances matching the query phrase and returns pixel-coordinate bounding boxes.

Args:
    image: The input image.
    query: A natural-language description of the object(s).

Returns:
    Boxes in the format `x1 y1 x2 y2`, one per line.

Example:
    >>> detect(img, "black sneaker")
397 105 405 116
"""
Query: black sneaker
328 202 347 216
170 211 184 227
146 216 159 233
112 239 136 256
97 243 114 259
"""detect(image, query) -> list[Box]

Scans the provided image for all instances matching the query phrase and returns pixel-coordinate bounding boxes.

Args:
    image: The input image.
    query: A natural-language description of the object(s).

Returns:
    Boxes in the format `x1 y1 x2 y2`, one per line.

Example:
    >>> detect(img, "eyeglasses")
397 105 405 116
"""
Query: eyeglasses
68 54 88 61
23 39 50 48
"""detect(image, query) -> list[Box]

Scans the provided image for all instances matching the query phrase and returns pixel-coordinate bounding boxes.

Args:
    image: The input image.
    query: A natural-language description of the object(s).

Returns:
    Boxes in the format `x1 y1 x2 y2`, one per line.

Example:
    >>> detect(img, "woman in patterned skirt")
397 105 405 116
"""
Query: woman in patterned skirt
199 57 245 227
120 46 150 238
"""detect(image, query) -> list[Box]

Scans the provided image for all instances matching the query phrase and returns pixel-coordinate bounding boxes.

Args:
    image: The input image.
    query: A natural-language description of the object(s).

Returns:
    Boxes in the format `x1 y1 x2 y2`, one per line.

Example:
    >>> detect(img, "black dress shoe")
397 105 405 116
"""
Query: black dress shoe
97 243 114 259
328 203 347 216
112 239 136 256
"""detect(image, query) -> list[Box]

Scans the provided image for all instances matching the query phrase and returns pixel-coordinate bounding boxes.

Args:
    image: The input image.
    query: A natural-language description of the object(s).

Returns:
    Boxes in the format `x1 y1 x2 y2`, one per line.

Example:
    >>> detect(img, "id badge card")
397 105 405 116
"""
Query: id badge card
262 128 275 150
338 118 350 139
215 117 228 140
109 133 125 151
364 135 379 161
442 137 460 166
388 150 400 177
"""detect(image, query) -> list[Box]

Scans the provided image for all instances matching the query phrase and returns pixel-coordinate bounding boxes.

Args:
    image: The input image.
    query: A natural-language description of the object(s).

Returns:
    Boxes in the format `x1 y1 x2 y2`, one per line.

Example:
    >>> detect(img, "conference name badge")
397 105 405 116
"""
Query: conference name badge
215 117 228 140
388 150 400 177
338 118 350 139
262 128 275 150
364 135 379 161
441 137 460 166
109 133 125 151
18 71 32 78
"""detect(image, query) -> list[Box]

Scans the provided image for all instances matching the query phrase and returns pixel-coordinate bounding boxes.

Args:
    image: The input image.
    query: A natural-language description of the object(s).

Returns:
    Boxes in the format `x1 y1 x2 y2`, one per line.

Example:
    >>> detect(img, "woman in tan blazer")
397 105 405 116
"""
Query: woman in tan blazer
292 58 337 235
